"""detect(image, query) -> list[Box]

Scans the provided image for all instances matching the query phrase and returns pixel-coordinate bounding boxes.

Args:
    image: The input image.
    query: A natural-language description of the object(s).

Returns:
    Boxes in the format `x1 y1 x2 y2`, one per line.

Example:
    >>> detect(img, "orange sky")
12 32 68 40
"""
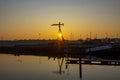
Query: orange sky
0 0 120 40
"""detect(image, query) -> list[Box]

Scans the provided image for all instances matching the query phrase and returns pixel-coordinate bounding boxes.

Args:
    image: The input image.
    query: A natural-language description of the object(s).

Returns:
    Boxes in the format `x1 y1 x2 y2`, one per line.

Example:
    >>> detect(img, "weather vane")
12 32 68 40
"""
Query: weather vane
51 22 64 46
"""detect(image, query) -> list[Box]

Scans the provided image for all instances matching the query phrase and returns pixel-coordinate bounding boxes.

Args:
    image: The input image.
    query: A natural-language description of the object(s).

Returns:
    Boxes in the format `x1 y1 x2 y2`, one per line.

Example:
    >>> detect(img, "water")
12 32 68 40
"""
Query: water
0 53 120 80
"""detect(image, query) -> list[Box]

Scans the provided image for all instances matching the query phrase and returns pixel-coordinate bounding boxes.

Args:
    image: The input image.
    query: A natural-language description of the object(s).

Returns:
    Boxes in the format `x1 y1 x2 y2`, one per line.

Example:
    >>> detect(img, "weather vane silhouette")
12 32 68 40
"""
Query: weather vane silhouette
51 22 64 46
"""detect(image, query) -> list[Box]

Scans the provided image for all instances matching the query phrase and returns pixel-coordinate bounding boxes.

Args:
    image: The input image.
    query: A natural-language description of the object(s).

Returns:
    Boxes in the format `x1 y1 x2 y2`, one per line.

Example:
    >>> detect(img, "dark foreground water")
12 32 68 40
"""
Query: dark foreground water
0 53 120 80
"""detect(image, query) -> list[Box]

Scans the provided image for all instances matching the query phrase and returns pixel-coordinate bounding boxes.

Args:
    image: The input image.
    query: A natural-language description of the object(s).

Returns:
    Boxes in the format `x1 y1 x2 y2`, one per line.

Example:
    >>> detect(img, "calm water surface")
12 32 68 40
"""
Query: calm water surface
0 53 120 80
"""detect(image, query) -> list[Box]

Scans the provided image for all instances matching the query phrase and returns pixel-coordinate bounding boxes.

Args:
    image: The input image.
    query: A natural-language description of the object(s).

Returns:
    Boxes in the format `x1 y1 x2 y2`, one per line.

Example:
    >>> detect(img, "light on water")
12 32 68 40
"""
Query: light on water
0 53 120 80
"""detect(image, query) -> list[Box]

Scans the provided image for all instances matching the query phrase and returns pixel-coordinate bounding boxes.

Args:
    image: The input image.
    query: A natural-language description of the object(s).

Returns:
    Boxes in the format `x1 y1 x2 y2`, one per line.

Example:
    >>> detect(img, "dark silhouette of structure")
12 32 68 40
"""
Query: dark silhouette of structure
51 22 64 47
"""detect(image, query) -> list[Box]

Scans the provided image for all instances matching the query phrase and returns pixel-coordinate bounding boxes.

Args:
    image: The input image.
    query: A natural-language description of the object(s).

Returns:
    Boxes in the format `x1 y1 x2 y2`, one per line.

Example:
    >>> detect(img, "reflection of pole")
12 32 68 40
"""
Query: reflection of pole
58 57 64 75
79 58 82 79
79 50 82 79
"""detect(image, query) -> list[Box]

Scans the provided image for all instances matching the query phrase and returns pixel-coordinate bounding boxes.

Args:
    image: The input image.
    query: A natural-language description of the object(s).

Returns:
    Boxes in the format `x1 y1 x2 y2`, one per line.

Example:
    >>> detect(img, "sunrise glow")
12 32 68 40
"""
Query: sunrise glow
0 0 120 40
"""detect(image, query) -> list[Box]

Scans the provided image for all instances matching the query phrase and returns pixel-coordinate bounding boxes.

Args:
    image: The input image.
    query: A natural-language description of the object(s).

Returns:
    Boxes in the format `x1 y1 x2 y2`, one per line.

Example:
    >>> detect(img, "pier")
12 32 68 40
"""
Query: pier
66 59 120 66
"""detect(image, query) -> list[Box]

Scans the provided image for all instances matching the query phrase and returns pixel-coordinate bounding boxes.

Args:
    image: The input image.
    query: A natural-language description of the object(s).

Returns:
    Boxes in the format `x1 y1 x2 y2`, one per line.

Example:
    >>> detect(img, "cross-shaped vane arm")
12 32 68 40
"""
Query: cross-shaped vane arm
51 22 64 31
51 22 64 27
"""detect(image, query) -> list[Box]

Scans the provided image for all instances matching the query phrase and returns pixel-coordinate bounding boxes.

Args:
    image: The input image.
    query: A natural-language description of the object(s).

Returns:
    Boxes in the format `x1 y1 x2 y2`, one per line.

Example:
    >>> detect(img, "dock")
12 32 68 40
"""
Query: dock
66 58 120 66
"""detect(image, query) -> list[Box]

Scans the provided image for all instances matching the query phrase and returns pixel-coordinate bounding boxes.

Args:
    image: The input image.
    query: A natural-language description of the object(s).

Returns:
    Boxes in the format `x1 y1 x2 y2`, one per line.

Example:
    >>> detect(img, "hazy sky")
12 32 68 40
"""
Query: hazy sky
0 0 120 40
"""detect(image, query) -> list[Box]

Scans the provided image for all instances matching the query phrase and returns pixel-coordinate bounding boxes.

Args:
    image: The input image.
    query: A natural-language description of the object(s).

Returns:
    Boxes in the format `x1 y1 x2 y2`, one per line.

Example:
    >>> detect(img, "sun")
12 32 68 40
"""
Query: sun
57 32 63 41
58 33 62 38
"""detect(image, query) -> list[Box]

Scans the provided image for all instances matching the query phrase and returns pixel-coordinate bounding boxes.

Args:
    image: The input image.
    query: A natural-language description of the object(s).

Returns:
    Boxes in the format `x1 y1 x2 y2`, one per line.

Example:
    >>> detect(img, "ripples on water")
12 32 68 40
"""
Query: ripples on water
0 53 120 80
